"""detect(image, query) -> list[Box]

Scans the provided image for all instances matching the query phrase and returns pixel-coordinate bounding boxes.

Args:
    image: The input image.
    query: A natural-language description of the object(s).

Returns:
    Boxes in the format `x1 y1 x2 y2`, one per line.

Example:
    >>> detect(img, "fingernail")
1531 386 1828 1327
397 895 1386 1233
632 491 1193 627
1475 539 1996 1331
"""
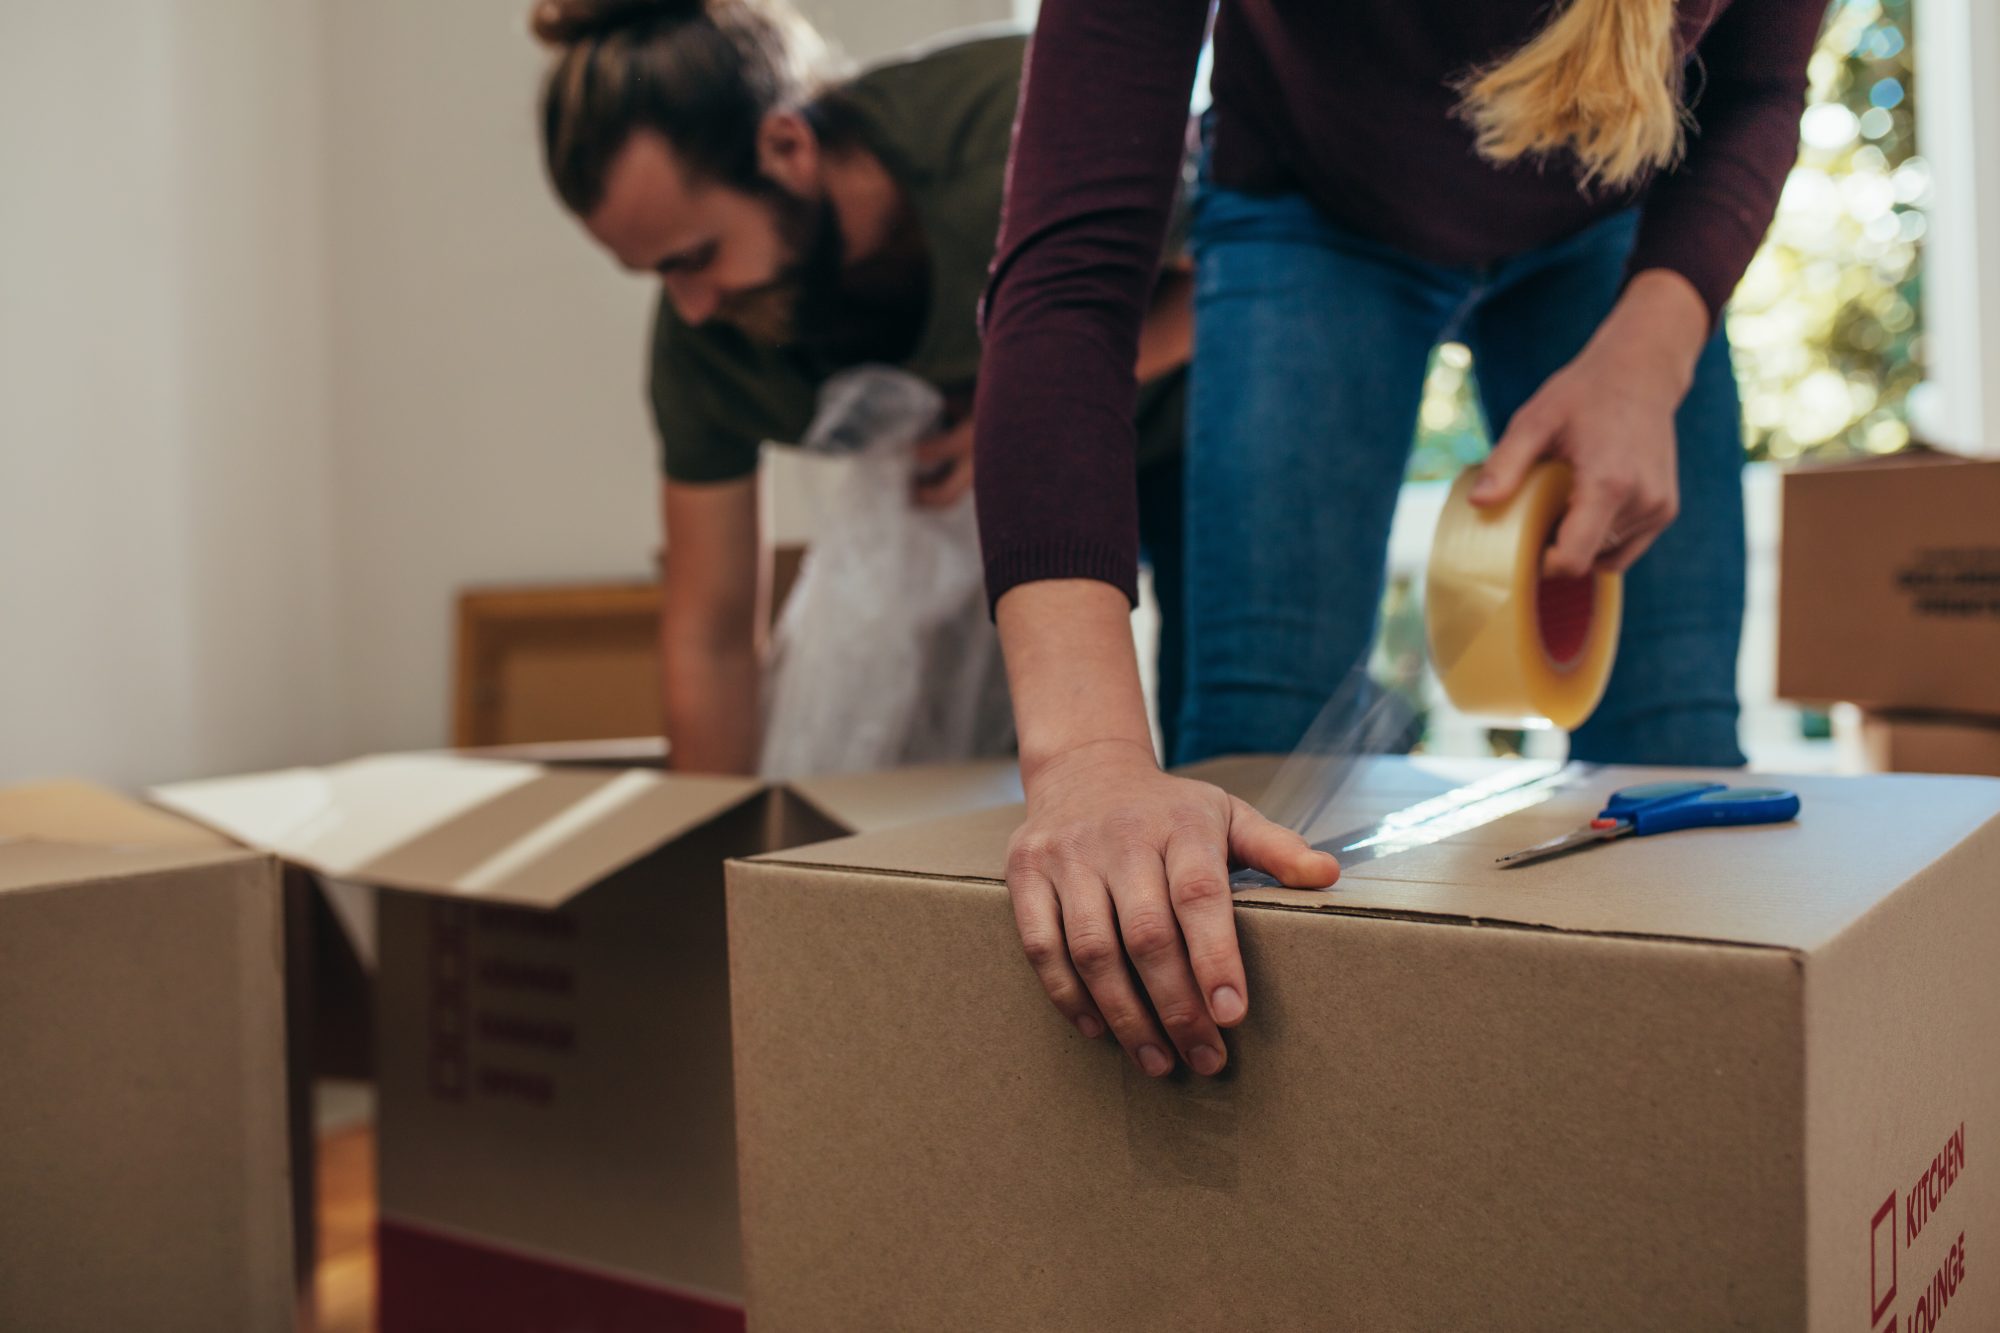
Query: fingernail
1137 1044 1172 1077
1190 1043 1224 1076
1075 1014 1104 1040
1211 985 1245 1023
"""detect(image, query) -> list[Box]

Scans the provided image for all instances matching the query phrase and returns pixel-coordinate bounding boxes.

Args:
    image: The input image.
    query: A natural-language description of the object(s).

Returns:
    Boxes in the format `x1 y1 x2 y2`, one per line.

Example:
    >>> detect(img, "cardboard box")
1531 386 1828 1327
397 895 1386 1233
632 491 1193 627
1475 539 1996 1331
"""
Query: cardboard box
1779 447 2000 714
155 752 1021 1332
1863 710 2000 777
0 783 295 1333
729 755 2000 1331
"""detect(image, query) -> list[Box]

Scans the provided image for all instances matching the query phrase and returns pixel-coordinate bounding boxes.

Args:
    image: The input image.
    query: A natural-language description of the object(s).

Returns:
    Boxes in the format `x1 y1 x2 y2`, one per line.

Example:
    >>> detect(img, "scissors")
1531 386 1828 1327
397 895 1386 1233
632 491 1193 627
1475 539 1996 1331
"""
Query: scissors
1495 780 1801 868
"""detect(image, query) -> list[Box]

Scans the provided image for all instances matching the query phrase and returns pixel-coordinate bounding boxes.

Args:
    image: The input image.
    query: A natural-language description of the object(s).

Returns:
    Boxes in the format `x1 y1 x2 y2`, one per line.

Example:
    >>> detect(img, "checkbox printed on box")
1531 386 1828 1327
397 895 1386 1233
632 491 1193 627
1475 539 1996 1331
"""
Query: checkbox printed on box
1872 1192 1898 1325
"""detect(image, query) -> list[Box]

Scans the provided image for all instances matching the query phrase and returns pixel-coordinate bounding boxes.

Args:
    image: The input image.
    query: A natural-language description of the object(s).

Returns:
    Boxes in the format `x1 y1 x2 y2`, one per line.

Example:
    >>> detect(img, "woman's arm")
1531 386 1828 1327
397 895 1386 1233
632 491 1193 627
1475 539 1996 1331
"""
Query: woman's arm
973 0 1209 610
919 265 1193 512
996 580 1336 1076
1470 0 1825 568
1623 0 1831 323
659 475 765 774
975 0 1331 1082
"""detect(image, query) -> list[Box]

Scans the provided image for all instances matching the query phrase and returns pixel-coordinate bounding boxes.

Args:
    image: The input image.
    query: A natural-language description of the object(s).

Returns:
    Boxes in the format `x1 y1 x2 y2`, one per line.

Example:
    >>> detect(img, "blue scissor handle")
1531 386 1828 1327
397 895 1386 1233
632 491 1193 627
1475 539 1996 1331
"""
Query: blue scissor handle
1615 785 1802 837
1600 781 1726 817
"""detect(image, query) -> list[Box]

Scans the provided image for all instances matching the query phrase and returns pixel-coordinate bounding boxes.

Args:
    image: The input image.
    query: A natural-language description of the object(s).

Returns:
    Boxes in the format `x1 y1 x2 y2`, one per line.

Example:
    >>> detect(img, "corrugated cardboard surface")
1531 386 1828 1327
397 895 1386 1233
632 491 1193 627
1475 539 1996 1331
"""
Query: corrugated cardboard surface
785 760 1023 836
1778 450 2000 714
764 761 2000 952
1862 710 2000 777
1803 825 1997 1330
728 757 2000 1331
730 868 1808 1330
0 836 257 897
0 846 293 1333
0 778 238 850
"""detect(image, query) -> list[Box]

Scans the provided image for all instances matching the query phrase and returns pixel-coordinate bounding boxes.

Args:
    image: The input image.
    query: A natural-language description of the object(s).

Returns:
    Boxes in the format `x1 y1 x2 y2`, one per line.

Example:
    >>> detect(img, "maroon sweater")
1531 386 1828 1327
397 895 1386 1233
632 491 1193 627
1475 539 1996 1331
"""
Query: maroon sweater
975 0 1827 608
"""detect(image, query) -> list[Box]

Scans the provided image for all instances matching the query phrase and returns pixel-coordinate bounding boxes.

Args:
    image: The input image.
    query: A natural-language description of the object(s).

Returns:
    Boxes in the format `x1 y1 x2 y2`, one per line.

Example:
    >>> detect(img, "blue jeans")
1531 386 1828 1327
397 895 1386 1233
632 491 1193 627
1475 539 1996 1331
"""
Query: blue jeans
1179 185 1747 767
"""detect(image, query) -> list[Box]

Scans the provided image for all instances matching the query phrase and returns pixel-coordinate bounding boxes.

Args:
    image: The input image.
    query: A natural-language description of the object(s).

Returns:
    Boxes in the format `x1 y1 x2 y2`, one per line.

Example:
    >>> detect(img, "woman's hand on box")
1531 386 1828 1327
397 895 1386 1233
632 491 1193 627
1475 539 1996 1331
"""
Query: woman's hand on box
1006 738 1339 1077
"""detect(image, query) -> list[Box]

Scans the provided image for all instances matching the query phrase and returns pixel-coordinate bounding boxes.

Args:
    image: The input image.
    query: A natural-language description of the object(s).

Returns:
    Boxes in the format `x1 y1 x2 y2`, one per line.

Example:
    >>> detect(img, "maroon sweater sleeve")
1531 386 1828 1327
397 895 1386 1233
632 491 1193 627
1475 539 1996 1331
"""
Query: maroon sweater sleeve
1626 0 1828 321
973 0 1210 610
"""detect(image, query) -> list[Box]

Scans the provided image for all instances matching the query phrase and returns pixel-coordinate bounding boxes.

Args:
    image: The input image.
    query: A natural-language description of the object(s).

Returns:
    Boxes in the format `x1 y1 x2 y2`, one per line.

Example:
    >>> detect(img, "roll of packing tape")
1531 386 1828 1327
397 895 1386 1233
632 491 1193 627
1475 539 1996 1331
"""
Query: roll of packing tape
1424 461 1621 731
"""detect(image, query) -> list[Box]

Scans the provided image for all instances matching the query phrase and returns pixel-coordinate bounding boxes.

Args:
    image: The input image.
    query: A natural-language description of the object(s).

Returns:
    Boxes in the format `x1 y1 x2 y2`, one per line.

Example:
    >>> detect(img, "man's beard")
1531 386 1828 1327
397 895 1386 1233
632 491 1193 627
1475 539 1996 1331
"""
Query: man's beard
721 184 928 372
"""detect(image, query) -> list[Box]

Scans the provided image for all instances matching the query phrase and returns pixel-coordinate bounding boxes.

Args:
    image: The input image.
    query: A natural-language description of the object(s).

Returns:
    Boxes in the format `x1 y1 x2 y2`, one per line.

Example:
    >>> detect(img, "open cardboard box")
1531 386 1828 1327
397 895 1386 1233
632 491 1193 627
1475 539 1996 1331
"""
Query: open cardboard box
153 751 1022 1332
728 755 1999 1331
0 783 294 1332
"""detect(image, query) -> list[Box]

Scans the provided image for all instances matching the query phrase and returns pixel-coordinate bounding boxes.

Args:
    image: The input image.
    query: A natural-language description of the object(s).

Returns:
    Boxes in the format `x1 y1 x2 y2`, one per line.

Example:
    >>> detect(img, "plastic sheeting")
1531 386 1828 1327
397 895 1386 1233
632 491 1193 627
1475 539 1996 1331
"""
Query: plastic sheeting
757 367 1014 779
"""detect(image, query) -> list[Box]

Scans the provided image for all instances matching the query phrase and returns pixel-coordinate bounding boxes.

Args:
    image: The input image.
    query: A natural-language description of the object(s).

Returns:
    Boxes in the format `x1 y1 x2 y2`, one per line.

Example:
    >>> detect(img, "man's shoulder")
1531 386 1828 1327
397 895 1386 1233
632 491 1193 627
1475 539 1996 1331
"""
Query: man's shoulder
858 27 1027 91
842 27 1027 175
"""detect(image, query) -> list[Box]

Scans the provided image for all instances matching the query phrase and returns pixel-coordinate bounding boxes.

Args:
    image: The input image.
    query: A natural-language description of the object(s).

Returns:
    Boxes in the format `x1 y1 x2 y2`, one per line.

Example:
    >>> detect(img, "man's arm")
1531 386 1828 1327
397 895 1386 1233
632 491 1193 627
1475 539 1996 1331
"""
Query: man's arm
659 474 765 774
1135 262 1194 383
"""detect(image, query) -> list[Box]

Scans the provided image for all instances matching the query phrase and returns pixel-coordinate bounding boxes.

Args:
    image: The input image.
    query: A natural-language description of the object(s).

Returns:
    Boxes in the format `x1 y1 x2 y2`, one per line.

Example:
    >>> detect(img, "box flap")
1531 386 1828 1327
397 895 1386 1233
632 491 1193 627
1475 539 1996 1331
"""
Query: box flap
453 736 669 767
0 779 236 850
153 754 763 909
1786 441 1994 476
0 781 252 897
785 760 1024 836
0 839 262 898
754 756 2000 953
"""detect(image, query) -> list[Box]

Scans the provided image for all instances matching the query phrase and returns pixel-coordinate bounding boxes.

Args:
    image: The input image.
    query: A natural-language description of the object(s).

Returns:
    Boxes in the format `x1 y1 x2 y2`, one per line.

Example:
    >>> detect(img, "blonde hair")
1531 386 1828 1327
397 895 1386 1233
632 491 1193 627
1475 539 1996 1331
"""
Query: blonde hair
1456 0 1688 192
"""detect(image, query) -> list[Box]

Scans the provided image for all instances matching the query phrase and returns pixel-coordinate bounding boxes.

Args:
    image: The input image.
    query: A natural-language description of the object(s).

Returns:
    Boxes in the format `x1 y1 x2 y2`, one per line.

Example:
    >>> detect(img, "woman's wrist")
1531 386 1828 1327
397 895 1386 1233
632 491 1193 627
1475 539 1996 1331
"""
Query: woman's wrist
1589 268 1709 405
996 578 1159 787
1020 736 1159 794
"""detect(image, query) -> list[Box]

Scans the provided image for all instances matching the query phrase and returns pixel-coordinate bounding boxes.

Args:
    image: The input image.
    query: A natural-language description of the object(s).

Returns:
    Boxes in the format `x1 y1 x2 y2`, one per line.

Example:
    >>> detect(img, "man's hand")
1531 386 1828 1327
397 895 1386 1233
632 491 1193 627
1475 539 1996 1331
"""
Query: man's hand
913 415 975 508
1469 269 1709 577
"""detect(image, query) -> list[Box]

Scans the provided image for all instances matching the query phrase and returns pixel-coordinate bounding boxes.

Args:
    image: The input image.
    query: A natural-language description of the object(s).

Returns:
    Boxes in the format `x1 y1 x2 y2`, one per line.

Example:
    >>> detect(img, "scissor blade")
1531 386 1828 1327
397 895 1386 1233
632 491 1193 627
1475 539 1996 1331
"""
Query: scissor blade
1494 823 1625 868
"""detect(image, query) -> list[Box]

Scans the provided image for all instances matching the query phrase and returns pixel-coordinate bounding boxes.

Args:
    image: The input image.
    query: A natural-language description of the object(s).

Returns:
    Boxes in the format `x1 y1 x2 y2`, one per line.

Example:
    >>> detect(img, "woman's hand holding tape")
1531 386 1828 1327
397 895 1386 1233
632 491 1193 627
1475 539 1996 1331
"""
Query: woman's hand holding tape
1468 269 1710 575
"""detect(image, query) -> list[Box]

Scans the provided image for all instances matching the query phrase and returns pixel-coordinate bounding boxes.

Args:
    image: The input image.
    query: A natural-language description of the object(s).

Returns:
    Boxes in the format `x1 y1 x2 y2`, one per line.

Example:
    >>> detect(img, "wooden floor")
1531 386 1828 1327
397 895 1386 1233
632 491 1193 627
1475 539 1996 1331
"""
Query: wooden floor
316 1123 378 1333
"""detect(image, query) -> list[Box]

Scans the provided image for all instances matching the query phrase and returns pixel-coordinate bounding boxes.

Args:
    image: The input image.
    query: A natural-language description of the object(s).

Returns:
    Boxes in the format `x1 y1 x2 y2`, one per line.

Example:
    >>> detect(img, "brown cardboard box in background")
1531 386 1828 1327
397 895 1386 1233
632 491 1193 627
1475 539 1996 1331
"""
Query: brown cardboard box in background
1862 710 2000 776
1778 447 2000 714
0 784 294 1333
729 756 1998 1331
155 753 1021 1333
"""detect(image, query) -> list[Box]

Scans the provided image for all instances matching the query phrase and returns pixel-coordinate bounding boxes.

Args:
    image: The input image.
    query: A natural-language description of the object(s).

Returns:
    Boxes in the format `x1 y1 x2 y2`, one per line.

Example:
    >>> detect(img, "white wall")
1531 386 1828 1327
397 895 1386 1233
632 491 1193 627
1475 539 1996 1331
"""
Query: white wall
0 1 342 788
319 1 662 756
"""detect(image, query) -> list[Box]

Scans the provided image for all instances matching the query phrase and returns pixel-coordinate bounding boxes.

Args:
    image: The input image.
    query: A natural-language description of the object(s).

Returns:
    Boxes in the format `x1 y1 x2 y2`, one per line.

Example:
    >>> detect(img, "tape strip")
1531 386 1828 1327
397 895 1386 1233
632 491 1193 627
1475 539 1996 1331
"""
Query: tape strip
1231 762 1588 889
1425 462 1622 732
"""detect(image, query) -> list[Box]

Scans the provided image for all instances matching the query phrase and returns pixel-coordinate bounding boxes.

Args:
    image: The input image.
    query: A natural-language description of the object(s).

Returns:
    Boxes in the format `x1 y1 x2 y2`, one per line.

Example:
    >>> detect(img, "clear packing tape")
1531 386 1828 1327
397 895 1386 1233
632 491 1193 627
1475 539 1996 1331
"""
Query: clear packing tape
1242 461 1621 872
1424 460 1621 733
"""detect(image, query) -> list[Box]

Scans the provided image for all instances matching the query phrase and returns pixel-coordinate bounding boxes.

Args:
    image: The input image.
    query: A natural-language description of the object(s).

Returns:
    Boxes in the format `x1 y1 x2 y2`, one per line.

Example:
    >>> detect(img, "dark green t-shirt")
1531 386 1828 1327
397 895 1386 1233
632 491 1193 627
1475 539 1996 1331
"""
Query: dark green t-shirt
648 30 1185 483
